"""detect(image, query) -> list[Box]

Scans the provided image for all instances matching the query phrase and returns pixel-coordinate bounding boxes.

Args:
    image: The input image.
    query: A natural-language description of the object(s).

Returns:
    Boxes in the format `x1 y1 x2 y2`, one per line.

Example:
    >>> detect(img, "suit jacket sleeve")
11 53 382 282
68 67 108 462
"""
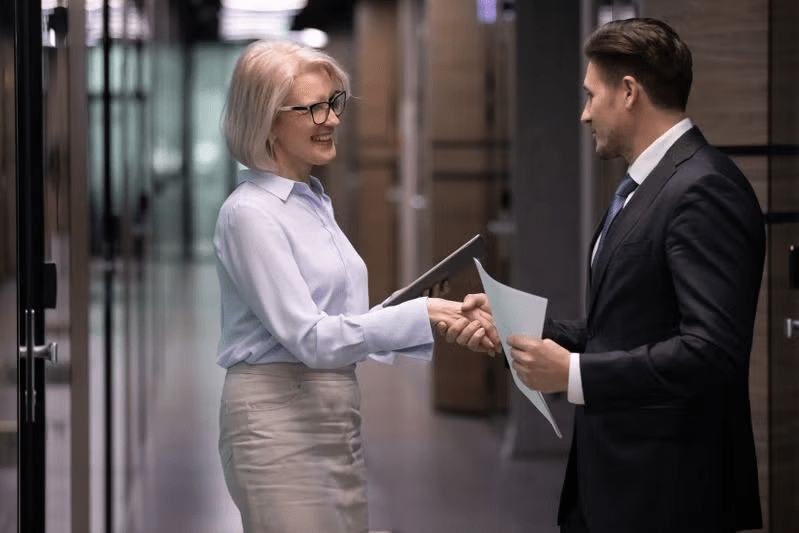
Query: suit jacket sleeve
543 317 587 353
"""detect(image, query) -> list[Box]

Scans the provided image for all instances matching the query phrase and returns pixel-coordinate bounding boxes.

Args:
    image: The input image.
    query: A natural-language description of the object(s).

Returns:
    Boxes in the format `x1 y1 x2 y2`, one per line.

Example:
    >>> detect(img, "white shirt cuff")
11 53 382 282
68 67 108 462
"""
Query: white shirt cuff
567 352 586 405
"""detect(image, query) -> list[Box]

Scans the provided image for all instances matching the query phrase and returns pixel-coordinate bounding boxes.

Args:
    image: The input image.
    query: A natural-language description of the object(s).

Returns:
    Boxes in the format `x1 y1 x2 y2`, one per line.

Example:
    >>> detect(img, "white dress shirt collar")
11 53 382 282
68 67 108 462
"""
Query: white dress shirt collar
238 168 326 201
627 117 693 187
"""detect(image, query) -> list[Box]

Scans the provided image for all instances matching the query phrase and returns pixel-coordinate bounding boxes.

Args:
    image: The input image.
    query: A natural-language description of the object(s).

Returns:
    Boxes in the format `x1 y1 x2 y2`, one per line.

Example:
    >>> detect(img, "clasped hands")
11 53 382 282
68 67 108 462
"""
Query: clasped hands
430 293 569 393
426 294 501 354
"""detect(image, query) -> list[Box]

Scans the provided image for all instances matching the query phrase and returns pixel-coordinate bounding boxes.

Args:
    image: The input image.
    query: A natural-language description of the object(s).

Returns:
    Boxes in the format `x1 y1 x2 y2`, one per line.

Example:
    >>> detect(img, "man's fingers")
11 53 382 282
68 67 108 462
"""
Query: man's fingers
462 306 499 348
461 293 488 313
507 335 539 352
461 294 477 312
509 346 534 365
509 347 522 362
511 359 527 378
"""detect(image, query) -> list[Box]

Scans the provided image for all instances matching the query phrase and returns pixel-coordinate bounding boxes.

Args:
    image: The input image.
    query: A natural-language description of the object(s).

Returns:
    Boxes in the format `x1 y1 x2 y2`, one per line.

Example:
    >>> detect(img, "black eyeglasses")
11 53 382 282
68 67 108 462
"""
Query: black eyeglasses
279 91 347 125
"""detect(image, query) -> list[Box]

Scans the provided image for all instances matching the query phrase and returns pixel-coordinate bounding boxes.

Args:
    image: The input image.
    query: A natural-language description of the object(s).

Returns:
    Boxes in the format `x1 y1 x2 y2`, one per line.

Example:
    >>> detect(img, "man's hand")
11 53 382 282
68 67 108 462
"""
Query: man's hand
427 297 500 354
507 335 569 393
460 293 491 315
434 293 501 355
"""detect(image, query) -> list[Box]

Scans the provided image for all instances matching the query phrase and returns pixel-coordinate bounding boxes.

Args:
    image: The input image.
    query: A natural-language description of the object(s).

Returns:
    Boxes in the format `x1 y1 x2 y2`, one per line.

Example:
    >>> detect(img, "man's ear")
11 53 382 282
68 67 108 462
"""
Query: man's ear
621 75 640 109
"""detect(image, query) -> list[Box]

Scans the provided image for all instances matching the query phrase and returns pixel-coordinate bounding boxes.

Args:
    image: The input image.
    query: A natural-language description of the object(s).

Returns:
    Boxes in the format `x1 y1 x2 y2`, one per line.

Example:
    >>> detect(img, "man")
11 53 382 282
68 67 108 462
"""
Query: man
460 17 764 533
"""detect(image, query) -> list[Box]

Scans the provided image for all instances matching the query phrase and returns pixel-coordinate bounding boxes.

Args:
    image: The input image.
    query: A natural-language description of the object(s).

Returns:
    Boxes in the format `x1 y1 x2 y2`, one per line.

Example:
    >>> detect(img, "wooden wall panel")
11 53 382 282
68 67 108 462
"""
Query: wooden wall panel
771 157 799 215
731 156 769 525
354 1 399 304
770 0 799 145
426 0 487 142
640 0 768 146
768 0 799 528
732 155 768 209
355 3 398 143
432 179 506 412
424 0 509 413
358 167 397 303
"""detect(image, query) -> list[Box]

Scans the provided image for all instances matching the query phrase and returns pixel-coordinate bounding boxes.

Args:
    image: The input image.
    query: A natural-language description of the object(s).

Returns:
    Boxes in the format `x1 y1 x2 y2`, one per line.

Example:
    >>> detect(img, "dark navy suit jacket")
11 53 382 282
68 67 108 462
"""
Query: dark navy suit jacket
545 127 764 532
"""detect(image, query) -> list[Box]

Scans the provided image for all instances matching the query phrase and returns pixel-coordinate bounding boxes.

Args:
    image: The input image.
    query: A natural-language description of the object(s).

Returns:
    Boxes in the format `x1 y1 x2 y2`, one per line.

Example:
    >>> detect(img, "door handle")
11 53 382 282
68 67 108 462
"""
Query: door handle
18 342 58 363
19 309 57 422
785 318 799 338
19 308 57 362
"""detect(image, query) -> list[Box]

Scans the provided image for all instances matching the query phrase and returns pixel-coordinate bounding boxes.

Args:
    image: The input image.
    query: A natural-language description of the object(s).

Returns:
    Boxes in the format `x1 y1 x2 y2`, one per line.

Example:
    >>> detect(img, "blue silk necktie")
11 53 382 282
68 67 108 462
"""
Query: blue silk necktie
593 174 638 265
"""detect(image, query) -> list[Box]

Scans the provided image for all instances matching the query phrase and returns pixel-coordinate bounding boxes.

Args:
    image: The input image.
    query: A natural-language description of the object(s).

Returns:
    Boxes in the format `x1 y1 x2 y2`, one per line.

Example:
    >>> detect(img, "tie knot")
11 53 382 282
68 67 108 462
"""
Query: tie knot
615 174 637 199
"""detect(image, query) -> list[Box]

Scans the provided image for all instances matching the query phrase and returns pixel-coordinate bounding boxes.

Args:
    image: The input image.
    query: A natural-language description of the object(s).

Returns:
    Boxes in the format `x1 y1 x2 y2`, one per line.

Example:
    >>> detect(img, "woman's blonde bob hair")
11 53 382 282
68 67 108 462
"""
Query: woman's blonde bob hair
222 40 350 171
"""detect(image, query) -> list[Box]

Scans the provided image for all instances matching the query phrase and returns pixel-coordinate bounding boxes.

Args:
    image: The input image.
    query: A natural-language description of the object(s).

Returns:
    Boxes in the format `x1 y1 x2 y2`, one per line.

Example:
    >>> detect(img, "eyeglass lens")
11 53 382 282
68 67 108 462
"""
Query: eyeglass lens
310 92 346 124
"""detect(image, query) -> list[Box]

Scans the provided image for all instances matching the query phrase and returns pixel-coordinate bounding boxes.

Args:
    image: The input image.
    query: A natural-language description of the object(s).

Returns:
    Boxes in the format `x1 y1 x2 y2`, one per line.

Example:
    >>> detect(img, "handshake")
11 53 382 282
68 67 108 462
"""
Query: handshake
426 293 500 355
426 292 571 394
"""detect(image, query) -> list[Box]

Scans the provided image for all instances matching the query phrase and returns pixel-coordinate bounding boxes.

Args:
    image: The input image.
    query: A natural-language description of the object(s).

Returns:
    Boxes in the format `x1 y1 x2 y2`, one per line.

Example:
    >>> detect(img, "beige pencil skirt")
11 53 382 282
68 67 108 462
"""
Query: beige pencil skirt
219 362 368 533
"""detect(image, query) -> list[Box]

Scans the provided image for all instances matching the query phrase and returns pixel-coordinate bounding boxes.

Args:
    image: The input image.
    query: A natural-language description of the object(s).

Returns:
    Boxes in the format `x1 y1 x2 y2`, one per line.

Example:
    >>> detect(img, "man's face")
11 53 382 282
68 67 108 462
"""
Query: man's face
581 62 627 160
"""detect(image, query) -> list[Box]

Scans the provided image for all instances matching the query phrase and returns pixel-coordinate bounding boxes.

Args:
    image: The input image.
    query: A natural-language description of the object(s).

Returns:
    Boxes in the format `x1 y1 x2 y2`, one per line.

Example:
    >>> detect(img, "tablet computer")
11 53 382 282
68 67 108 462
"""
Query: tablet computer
382 234 487 307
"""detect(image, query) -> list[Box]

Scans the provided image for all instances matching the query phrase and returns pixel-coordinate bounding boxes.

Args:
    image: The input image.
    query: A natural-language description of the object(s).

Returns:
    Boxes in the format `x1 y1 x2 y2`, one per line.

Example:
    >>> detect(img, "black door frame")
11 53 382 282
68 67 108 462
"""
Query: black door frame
15 0 47 531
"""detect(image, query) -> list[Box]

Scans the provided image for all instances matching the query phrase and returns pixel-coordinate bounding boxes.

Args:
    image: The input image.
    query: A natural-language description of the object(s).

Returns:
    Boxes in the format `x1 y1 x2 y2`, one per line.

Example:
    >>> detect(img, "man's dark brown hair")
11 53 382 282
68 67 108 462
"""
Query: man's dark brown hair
584 17 693 112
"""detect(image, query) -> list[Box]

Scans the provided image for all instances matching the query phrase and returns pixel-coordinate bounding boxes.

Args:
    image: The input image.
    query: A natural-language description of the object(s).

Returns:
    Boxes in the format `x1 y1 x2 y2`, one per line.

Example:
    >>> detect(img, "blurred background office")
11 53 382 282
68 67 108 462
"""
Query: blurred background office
1 0 797 531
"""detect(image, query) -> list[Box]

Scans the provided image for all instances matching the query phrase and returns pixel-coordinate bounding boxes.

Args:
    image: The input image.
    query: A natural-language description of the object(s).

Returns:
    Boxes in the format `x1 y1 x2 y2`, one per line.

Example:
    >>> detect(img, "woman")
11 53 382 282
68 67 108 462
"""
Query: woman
215 40 498 533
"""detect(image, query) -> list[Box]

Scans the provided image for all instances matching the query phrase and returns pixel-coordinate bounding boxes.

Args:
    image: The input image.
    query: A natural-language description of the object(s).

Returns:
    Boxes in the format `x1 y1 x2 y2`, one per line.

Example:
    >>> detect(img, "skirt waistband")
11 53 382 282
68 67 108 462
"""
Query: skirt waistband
226 361 356 381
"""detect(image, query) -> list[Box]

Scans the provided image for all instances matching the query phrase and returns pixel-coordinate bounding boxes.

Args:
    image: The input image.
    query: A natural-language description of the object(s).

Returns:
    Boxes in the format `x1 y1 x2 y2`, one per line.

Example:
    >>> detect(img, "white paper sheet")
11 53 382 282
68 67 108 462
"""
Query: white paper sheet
474 259 562 438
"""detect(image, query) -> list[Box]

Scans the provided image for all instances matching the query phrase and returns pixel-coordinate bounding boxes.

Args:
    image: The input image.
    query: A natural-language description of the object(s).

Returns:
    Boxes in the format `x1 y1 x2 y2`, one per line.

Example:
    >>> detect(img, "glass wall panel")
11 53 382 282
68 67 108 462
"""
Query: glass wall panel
190 43 243 258
151 44 185 260
86 8 157 527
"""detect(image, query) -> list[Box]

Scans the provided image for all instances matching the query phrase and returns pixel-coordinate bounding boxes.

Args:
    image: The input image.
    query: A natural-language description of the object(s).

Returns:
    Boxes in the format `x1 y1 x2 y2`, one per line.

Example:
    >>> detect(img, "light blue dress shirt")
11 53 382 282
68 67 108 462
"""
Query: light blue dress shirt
214 169 434 369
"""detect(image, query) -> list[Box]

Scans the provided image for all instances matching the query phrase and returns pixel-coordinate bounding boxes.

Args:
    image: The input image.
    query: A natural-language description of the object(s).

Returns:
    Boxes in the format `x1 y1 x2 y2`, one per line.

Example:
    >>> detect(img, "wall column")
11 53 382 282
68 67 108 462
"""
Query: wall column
509 1 582 455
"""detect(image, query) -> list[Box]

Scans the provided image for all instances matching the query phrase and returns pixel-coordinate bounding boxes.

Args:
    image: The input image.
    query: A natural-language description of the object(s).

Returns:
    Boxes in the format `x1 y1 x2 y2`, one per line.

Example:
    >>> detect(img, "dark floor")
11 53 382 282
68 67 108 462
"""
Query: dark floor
136 262 567 533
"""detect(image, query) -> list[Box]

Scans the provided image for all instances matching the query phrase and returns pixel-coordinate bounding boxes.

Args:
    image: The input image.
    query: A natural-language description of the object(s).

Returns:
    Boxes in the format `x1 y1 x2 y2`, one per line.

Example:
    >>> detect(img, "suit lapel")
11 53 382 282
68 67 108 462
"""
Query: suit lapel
587 127 708 315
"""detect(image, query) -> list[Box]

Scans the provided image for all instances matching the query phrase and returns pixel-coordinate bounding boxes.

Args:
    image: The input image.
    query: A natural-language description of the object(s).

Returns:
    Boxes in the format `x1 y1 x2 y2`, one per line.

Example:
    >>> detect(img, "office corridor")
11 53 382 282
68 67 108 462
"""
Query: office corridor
133 262 564 533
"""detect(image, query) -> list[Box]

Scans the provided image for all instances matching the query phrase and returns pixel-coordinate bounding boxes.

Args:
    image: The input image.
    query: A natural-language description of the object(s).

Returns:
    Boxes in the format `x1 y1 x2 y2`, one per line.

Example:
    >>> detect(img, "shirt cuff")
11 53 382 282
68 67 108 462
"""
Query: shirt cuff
359 297 434 355
567 352 586 405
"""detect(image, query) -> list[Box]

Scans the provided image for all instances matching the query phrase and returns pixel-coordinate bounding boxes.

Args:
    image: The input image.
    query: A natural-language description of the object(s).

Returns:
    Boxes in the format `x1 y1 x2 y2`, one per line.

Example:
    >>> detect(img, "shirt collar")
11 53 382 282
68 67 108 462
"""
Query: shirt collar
627 117 693 186
238 169 326 201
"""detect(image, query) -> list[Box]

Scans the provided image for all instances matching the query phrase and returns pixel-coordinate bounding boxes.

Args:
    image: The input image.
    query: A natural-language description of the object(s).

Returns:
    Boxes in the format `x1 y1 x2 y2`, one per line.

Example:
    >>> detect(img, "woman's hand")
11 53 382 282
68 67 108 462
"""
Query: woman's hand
426 297 500 355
